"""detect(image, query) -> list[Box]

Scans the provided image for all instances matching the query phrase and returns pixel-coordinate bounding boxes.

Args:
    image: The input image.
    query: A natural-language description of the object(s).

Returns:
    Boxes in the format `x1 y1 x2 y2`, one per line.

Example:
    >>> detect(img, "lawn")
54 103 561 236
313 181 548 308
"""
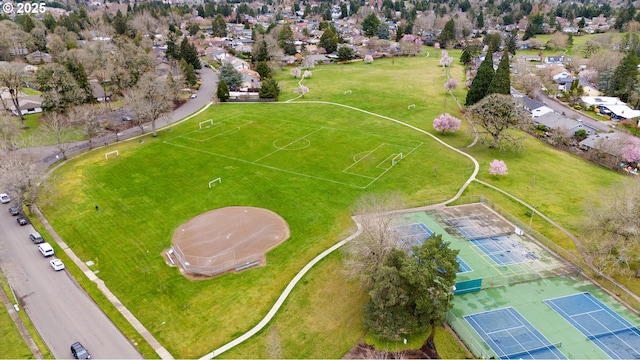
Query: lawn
38 98 473 357
35 48 636 359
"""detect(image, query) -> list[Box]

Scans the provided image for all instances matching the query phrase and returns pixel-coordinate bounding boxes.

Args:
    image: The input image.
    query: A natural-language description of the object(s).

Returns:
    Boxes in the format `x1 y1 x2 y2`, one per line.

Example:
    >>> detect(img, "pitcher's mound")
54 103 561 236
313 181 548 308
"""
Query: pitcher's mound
166 206 290 278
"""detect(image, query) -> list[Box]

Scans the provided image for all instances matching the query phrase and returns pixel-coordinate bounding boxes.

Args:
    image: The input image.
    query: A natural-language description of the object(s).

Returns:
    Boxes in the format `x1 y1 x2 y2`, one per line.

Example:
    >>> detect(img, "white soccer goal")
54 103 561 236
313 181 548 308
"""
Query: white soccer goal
199 119 214 129
407 104 416 110
392 152 404 165
105 150 119 160
208 178 221 188
344 90 352 95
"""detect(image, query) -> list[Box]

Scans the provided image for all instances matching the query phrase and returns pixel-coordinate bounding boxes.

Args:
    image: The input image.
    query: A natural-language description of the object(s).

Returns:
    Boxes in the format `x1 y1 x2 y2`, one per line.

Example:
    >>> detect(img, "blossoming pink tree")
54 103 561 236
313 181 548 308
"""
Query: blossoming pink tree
364 54 374 63
295 85 309 97
302 70 312 79
621 136 640 163
444 78 458 92
489 160 508 175
291 68 301 78
440 50 453 68
433 113 461 134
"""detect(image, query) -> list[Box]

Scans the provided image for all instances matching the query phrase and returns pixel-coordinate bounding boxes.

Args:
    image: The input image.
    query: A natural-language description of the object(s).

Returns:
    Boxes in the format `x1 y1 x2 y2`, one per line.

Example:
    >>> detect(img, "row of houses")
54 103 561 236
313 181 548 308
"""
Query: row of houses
522 96 634 160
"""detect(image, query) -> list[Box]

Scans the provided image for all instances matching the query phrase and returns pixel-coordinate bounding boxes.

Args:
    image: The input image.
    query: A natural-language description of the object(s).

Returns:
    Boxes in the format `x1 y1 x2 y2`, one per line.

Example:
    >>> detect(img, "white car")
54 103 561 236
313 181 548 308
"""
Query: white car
0 193 10 204
50 258 65 271
190 94 197 99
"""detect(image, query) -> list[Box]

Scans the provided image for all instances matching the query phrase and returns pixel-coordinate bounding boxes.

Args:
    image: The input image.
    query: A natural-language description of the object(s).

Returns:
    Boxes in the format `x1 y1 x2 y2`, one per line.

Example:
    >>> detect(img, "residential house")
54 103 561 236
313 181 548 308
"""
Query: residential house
581 96 640 121
25 51 52 64
522 97 553 118
239 69 261 90
306 54 331 65
533 112 597 138
579 131 627 156
544 56 565 65
5 95 43 116
90 79 111 102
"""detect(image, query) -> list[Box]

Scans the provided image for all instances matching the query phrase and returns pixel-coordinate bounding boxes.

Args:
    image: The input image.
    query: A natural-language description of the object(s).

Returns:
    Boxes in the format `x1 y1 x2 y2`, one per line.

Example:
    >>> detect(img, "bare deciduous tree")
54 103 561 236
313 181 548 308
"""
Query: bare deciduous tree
583 180 640 278
466 94 529 149
40 112 74 160
68 105 102 149
343 193 405 289
0 151 39 212
0 111 21 151
125 72 178 137
0 62 28 126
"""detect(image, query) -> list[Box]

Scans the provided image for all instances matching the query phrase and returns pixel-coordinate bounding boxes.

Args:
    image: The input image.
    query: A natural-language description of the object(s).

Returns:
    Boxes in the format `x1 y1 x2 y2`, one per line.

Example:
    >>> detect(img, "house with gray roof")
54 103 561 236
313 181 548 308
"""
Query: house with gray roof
533 112 597 137
521 97 553 118
579 131 627 156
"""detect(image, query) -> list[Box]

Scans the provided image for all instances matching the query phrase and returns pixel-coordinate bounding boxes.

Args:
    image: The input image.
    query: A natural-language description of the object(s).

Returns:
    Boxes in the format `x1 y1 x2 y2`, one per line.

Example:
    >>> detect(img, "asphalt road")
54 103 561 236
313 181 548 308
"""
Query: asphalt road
0 207 142 358
531 89 613 133
0 67 218 358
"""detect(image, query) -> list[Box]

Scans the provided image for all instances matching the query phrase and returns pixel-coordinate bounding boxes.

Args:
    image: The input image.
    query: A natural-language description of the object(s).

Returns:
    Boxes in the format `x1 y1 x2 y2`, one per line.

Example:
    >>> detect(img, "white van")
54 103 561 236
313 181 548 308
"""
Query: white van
38 243 54 257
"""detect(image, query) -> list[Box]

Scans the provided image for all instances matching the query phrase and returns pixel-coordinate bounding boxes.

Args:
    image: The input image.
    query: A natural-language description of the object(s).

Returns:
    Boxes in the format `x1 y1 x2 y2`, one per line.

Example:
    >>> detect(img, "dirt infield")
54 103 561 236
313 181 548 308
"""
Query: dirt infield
167 206 290 278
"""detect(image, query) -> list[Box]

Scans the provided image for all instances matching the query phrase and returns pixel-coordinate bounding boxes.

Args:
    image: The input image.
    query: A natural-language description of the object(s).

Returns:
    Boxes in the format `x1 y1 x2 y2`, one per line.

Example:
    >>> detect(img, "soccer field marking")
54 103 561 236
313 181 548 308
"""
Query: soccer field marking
182 121 252 142
162 141 372 189
253 127 324 163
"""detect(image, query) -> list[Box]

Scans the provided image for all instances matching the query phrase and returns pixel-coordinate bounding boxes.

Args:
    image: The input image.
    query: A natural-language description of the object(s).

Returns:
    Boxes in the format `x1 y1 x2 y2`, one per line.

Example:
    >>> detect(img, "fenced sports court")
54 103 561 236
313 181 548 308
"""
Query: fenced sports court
393 223 434 249
545 292 640 359
390 202 639 359
465 307 565 359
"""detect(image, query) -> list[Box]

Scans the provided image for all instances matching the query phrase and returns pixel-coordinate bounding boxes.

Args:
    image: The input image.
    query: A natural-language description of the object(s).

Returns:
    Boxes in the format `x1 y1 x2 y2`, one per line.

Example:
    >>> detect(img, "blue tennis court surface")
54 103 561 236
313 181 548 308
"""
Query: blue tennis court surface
471 235 538 266
457 256 471 273
545 292 640 359
394 223 434 249
465 307 566 359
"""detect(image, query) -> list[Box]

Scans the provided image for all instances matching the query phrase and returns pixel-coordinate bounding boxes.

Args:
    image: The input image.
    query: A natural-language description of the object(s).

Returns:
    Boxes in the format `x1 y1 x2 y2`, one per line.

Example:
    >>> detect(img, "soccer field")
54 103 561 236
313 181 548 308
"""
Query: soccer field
164 113 423 188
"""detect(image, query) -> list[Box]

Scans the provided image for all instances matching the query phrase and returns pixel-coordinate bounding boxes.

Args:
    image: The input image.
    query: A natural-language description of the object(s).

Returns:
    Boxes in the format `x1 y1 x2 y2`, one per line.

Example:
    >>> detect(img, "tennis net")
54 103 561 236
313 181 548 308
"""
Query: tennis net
586 326 640 340
504 341 562 359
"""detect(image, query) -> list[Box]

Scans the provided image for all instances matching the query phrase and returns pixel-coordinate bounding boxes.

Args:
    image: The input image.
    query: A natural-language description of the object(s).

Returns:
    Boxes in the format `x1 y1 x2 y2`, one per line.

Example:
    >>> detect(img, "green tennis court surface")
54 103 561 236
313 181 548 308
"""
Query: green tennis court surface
391 203 639 359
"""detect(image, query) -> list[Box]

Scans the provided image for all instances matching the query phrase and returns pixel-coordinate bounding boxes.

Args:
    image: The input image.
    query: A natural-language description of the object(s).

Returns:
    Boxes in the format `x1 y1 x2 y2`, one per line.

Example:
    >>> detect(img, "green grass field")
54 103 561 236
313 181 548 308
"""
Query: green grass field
34 47 637 358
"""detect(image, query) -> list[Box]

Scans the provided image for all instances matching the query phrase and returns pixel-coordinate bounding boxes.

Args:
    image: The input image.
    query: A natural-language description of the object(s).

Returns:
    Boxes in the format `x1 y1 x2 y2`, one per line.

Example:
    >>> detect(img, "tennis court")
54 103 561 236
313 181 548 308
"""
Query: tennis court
471 235 539 266
465 307 566 359
457 256 472 273
544 292 640 359
393 223 434 249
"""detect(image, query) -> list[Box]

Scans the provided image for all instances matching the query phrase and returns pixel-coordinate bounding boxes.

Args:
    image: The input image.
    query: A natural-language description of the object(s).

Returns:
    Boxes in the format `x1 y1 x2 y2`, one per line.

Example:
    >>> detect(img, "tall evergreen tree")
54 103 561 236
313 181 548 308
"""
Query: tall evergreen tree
64 58 93 103
438 19 456 48
319 26 338 53
211 14 227 37
216 79 229 102
165 33 180 60
362 13 380 37
180 37 201 70
259 78 280 99
487 52 511 95
465 52 495 106
477 11 484 28
608 51 639 103
180 59 197 86
278 24 296 55
255 61 271 80
219 62 242 89
113 10 127 35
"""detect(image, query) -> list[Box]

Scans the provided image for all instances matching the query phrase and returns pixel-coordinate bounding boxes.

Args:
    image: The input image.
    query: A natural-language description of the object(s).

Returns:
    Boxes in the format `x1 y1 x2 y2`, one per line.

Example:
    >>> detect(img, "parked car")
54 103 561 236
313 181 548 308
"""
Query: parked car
8 206 19 215
50 258 65 271
17 217 27 225
0 193 10 204
122 116 133 122
70 342 90 359
29 232 44 244
190 93 197 99
37 243 54 257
